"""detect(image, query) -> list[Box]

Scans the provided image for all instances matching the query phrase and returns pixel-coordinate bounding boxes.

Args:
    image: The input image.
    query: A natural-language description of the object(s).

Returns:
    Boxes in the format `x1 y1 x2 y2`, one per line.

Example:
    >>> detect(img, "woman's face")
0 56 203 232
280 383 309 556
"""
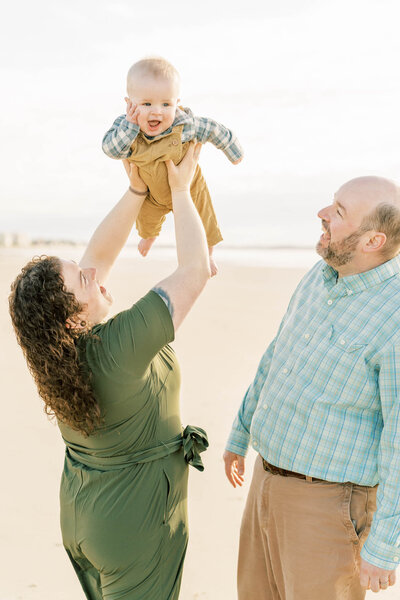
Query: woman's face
60 259 113 326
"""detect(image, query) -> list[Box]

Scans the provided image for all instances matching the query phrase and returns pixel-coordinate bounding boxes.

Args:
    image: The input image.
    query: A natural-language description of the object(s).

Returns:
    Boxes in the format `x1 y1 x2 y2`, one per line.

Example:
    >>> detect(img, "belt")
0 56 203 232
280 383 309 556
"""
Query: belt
66 425 209 472
262 458 324 483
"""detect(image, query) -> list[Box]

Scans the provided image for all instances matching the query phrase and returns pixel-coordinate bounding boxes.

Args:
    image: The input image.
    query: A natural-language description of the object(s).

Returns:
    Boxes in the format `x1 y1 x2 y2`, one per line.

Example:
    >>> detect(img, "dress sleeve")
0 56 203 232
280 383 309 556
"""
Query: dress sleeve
96 291 175 376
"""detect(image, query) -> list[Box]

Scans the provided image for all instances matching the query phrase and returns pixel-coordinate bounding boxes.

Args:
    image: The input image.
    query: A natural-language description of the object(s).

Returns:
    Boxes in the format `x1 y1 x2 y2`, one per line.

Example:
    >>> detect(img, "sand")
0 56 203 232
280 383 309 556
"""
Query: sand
1 247 398 599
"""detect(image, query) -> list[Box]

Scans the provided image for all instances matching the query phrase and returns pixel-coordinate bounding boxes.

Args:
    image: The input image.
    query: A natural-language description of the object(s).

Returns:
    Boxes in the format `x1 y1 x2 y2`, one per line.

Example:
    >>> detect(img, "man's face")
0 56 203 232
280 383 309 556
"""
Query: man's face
316 186 372 268
129 76 179 137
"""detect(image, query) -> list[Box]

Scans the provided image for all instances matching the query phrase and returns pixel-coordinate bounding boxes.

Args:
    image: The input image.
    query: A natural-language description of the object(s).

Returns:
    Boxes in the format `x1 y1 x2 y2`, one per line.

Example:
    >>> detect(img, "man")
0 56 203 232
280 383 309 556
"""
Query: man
224 176 400 599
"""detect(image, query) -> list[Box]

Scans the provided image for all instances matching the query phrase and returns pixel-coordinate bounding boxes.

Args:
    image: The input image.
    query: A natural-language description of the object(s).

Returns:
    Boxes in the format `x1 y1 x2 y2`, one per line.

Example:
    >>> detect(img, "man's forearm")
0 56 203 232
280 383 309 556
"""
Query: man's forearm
361 346 400 570
225 339 277 455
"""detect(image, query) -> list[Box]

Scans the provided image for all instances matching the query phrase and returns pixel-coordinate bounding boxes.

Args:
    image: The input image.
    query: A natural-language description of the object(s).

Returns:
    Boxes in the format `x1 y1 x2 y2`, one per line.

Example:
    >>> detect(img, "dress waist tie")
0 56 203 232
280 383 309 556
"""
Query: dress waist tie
66 425 209 472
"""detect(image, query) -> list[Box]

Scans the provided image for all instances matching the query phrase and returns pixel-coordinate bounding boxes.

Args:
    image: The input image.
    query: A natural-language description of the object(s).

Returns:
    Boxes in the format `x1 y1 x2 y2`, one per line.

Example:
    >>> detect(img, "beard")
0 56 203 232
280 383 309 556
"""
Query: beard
316 228 364 268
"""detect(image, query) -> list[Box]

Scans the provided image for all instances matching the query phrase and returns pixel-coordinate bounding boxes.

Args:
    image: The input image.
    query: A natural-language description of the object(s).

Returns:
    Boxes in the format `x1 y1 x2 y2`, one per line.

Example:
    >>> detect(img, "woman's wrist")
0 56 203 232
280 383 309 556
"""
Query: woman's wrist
128 185 148 196
171 186 190 194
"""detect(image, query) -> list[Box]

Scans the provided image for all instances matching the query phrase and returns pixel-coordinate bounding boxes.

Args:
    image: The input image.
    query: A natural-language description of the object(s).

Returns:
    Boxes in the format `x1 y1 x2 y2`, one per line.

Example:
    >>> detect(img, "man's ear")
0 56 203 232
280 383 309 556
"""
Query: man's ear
364 232 387 253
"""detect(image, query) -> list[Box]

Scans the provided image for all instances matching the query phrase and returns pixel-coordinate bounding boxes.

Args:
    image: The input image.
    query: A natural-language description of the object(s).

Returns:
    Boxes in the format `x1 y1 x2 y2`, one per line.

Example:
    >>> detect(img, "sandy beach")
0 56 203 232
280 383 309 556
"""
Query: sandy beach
1 248 399 600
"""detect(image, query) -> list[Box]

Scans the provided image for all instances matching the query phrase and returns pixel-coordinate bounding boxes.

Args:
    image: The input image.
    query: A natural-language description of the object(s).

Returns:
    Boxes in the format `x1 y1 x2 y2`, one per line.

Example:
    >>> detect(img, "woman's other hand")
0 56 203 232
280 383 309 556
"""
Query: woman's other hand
165 142 202 193
122 160 148 195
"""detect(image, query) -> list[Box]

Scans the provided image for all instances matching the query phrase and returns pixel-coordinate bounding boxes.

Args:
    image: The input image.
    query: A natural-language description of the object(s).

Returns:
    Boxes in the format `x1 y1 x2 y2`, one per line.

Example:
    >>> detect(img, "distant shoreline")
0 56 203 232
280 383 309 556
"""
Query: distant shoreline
1 243 319 269
0 239 315 251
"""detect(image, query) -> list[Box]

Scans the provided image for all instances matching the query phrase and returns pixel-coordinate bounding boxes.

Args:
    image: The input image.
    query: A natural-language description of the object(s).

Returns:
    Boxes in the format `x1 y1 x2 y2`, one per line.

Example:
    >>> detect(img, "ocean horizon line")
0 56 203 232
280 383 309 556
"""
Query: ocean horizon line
0 238 315 252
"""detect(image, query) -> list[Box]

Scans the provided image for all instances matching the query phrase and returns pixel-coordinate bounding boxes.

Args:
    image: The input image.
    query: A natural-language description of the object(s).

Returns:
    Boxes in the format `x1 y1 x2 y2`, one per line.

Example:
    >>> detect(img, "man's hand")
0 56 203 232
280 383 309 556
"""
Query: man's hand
124 98 141 125
223 450 245 488
360 558 396 592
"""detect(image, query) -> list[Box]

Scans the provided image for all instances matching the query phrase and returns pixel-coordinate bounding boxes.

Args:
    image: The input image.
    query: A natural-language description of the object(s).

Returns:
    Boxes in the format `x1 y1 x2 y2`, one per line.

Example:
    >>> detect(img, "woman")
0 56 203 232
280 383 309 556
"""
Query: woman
9 143 210 599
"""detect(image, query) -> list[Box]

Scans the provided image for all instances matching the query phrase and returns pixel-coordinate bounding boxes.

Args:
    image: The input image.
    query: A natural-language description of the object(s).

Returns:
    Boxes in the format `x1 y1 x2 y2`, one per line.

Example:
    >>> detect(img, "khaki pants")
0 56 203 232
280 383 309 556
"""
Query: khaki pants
238 455 377 600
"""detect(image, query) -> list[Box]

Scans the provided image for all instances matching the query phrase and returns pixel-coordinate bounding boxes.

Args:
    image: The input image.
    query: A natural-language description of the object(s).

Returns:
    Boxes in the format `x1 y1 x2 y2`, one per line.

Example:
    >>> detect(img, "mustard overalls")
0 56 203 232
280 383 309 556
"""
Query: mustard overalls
128 124 223 247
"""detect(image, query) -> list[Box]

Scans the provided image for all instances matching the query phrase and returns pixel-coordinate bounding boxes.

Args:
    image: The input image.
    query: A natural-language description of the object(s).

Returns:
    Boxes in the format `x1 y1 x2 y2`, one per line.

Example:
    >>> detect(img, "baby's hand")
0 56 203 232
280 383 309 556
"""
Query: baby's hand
124 97 141 125
232 157 243 165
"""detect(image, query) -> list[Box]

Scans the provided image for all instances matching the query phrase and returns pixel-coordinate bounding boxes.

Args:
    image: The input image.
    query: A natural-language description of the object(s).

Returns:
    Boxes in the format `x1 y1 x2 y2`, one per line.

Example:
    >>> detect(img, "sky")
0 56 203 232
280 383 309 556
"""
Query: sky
1 0 400 245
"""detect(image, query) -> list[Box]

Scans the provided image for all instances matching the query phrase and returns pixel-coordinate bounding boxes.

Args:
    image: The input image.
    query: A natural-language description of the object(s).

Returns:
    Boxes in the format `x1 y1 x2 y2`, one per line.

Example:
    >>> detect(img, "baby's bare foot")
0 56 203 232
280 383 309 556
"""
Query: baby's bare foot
138 237 156 257
209 256 218 277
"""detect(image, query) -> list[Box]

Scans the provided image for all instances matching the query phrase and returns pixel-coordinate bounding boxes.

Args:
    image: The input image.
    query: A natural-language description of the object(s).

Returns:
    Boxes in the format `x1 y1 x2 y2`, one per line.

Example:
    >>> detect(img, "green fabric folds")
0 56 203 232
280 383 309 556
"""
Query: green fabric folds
66 425 208 472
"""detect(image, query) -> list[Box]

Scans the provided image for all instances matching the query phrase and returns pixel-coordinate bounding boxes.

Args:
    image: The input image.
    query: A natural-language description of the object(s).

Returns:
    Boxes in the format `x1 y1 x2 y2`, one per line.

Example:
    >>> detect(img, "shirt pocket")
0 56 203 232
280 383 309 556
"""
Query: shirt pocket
329 334 369 381
333 336 368 353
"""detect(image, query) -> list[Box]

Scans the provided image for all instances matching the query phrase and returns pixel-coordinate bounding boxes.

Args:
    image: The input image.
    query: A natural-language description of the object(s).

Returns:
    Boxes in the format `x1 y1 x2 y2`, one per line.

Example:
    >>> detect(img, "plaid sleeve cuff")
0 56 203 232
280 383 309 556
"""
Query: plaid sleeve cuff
222 135 244 163
361 535 400 570
102 116 140 159
225 428 250 456
120 118 140 135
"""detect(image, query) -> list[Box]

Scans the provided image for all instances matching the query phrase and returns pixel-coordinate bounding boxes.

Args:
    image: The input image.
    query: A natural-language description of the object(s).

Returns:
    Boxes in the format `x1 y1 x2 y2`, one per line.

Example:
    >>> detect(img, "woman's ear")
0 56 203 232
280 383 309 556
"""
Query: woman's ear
66 317 87 331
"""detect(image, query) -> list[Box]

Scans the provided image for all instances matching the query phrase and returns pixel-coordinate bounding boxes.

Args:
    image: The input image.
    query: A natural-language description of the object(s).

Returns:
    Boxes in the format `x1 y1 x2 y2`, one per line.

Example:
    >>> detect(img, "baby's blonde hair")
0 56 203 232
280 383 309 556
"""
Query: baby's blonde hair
127 57 180 96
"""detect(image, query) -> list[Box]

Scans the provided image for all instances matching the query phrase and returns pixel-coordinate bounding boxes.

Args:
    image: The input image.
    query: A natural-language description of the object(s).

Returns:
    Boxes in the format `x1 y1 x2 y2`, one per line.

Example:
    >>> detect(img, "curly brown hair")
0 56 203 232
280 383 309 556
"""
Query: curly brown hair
9 255 102 436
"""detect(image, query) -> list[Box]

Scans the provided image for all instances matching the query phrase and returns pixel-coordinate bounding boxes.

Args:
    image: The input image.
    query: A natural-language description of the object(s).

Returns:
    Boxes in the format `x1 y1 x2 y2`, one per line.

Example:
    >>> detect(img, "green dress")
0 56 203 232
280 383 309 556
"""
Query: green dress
58 291 208 600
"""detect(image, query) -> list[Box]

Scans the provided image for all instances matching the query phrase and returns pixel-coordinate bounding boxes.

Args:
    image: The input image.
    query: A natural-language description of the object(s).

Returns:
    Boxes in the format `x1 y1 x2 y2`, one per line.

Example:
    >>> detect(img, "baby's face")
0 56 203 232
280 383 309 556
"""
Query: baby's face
129 76 179 136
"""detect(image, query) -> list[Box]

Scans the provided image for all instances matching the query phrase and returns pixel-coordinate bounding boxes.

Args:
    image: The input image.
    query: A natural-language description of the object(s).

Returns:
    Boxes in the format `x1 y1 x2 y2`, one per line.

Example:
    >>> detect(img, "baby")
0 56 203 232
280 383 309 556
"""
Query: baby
102 57 243 276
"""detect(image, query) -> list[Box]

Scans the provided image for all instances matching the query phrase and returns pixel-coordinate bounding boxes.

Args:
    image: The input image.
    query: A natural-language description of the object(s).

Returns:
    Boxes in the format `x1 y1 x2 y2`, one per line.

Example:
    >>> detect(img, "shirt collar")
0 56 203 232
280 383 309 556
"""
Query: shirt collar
173 106 193 126
322 255 400 294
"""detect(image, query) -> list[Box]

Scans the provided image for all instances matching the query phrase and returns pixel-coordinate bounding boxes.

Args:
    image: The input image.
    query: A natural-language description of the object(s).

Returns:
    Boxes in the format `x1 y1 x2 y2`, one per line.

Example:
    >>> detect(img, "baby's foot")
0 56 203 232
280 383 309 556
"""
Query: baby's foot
209 255 218 277
138 237 156 257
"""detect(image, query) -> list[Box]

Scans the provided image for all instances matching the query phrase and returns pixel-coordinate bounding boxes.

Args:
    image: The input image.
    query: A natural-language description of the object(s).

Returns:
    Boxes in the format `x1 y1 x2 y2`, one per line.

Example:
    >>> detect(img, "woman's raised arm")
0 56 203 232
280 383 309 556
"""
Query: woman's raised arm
79 163 148 284
152 142 211 331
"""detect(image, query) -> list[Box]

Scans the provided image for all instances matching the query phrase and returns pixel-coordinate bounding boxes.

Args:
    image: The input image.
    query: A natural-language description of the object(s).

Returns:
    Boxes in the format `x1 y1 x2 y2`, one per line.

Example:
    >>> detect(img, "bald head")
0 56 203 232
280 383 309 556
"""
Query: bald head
338 176 400 260
337 176 400 212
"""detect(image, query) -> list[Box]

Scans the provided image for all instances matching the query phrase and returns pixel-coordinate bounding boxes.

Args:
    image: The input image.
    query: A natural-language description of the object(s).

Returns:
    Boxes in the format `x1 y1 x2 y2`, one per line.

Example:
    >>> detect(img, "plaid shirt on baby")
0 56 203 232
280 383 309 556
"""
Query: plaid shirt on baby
226 256 400 570
102 107 243 164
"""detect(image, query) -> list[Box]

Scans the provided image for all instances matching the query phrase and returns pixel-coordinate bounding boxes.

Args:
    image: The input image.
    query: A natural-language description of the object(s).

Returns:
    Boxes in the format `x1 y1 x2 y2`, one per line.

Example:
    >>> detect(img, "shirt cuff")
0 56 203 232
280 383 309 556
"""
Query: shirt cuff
222 136 244 163
120 118 140 136
361 535 400 570
225 428 250 456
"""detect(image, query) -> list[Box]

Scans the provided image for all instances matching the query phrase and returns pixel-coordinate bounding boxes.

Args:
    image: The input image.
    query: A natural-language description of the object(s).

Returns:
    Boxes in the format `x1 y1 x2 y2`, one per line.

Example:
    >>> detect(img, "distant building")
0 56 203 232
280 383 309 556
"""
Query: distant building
0 232 31 247
0 232 13 247
13 232 31 247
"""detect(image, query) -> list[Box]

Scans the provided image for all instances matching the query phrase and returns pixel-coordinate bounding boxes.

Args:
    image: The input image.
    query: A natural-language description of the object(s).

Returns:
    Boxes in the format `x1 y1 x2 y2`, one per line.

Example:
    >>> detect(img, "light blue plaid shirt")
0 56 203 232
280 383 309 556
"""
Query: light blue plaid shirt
102 107 243 164
226 256 400 570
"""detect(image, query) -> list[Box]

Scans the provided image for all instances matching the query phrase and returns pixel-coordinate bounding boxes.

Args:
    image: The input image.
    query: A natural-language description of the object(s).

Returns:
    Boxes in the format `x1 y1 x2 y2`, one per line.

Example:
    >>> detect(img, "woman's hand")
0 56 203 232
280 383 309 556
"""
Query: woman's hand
122 160 148 195
165 142 202 193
